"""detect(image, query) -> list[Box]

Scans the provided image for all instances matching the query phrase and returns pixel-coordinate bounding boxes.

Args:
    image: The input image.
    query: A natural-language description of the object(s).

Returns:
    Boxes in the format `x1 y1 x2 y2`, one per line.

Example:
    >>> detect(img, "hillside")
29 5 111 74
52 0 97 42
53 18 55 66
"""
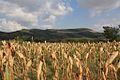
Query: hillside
0 28 104 42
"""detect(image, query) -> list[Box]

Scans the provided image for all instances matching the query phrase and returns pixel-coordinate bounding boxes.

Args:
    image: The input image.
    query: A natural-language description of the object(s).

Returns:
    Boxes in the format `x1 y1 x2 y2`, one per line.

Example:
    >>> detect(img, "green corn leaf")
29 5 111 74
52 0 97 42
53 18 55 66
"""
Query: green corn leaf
0 73 2 80
5 65 10 80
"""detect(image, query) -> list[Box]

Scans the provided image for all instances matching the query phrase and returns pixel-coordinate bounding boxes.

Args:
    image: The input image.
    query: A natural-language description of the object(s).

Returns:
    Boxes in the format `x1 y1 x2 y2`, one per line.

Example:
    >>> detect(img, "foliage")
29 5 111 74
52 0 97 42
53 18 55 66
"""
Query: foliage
0 28 104 42
103 25 120 41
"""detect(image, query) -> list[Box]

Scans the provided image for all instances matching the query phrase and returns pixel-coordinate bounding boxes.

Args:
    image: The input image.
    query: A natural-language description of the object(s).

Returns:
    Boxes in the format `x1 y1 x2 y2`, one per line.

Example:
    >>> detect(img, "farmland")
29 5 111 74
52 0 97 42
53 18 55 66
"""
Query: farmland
0 40 120 80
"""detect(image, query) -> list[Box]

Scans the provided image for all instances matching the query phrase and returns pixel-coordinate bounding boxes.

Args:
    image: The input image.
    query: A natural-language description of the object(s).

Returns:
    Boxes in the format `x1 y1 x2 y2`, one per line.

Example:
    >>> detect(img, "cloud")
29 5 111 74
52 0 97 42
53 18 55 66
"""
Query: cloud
44 15 56 23
92 15 120 32
77 0 120 17
0 0 72 32
0 19 26 32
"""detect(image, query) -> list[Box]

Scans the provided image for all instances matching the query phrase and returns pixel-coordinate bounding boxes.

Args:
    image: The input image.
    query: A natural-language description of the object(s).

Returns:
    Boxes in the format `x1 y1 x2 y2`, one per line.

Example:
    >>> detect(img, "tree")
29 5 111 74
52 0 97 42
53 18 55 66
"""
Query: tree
103 25 120 41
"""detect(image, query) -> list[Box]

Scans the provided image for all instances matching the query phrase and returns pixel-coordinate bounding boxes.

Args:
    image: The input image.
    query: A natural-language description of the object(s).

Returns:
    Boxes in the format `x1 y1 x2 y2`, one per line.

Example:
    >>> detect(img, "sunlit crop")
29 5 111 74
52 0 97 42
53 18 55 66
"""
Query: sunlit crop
0 40 119 80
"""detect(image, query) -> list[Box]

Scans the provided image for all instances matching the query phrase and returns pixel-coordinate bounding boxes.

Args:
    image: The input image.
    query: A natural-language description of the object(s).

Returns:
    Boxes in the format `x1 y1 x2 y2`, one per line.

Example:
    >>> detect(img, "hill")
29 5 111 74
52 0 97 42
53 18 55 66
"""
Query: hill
0 28 104 42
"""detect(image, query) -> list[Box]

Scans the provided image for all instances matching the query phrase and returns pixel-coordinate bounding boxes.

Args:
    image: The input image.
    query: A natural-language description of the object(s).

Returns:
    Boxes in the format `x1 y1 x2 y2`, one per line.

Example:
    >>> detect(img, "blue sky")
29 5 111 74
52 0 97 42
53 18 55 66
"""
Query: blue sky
56 0 120 31
56 0 91 28
0 0 120 32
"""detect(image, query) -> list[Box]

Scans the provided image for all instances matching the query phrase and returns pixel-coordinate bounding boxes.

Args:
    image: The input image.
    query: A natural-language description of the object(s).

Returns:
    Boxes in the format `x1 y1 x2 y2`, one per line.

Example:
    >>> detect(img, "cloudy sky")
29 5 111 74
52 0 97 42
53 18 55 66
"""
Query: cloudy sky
0 0 120 32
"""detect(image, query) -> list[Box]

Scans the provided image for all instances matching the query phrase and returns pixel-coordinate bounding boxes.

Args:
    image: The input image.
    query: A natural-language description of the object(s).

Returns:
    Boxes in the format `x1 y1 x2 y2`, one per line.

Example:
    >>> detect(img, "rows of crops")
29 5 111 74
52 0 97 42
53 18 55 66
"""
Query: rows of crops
0 40 120 80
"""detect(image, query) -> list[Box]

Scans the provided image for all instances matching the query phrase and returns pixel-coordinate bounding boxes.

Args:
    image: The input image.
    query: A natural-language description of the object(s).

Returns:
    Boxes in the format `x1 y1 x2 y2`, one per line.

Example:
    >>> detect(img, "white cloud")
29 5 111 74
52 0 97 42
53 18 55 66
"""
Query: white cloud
41 25 54 29
44 15 56 23
77 0 120 17
48 2 73 16
92 16 120 32
0 0 72 32
0 20 26 32
0 0 38 28
8 8 37 23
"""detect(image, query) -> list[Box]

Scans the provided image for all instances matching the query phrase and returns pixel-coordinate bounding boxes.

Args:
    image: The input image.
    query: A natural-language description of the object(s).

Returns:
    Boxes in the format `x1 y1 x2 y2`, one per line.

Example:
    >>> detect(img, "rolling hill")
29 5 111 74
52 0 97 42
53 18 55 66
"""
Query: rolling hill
0 28 104 42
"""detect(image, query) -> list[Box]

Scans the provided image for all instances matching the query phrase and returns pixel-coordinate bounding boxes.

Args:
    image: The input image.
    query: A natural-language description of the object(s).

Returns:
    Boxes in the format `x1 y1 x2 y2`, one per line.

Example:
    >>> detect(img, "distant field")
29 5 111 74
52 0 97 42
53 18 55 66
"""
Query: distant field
0 40 120 80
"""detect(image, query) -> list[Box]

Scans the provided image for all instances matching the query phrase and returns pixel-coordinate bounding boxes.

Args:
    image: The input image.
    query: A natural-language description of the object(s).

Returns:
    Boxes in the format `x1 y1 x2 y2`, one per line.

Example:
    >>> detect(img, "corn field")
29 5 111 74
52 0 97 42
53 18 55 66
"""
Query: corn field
0 40 120 80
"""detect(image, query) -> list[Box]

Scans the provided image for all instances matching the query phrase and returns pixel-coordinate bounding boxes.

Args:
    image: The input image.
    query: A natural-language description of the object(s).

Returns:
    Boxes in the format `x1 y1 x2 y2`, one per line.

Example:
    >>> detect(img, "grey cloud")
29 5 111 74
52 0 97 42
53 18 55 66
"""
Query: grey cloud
78 0 119 9
77 0 120 16
4 0 48 13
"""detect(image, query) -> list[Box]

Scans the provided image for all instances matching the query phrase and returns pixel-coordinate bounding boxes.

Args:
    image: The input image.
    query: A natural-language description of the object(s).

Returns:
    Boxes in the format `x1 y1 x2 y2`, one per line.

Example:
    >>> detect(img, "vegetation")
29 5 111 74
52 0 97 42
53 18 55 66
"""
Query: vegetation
0 28 103 42
0 40 119 80
103 25 120 41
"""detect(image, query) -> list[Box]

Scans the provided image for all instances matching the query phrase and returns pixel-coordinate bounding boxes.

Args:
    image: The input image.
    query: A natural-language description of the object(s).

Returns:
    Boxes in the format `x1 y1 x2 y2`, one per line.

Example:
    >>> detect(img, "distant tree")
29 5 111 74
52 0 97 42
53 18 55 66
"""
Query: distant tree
118 24 120 28
103 25 120 41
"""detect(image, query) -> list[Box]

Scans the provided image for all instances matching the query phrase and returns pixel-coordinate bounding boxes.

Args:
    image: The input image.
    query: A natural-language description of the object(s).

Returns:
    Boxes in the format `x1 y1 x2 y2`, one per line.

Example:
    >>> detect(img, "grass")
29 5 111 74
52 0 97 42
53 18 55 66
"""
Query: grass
0 40 119 80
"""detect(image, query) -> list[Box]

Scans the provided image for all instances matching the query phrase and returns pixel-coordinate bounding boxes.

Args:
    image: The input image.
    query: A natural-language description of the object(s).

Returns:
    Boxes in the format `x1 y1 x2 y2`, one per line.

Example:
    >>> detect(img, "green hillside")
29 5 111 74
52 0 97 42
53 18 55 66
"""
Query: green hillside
0 28 104 42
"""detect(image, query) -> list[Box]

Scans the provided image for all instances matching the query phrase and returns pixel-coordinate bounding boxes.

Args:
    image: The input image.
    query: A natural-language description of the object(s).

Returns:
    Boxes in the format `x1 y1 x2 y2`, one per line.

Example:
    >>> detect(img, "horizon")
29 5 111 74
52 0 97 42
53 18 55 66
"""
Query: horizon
0 0 120 32
0 27 101 33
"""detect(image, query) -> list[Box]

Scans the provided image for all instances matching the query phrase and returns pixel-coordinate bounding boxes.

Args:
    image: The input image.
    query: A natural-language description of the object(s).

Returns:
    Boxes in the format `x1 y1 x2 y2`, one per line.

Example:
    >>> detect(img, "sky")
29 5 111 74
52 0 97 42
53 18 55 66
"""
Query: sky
0 0 120 32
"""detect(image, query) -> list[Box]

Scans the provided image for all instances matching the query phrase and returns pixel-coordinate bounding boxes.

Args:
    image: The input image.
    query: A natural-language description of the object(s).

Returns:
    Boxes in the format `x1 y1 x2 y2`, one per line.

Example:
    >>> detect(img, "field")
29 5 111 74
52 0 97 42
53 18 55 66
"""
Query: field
0 40 120 80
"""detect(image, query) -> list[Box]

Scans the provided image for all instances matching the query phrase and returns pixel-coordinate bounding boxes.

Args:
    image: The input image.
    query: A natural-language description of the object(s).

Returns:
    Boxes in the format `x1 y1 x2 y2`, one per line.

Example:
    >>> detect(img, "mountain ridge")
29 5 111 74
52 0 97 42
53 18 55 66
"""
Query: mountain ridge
0 28 104 42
